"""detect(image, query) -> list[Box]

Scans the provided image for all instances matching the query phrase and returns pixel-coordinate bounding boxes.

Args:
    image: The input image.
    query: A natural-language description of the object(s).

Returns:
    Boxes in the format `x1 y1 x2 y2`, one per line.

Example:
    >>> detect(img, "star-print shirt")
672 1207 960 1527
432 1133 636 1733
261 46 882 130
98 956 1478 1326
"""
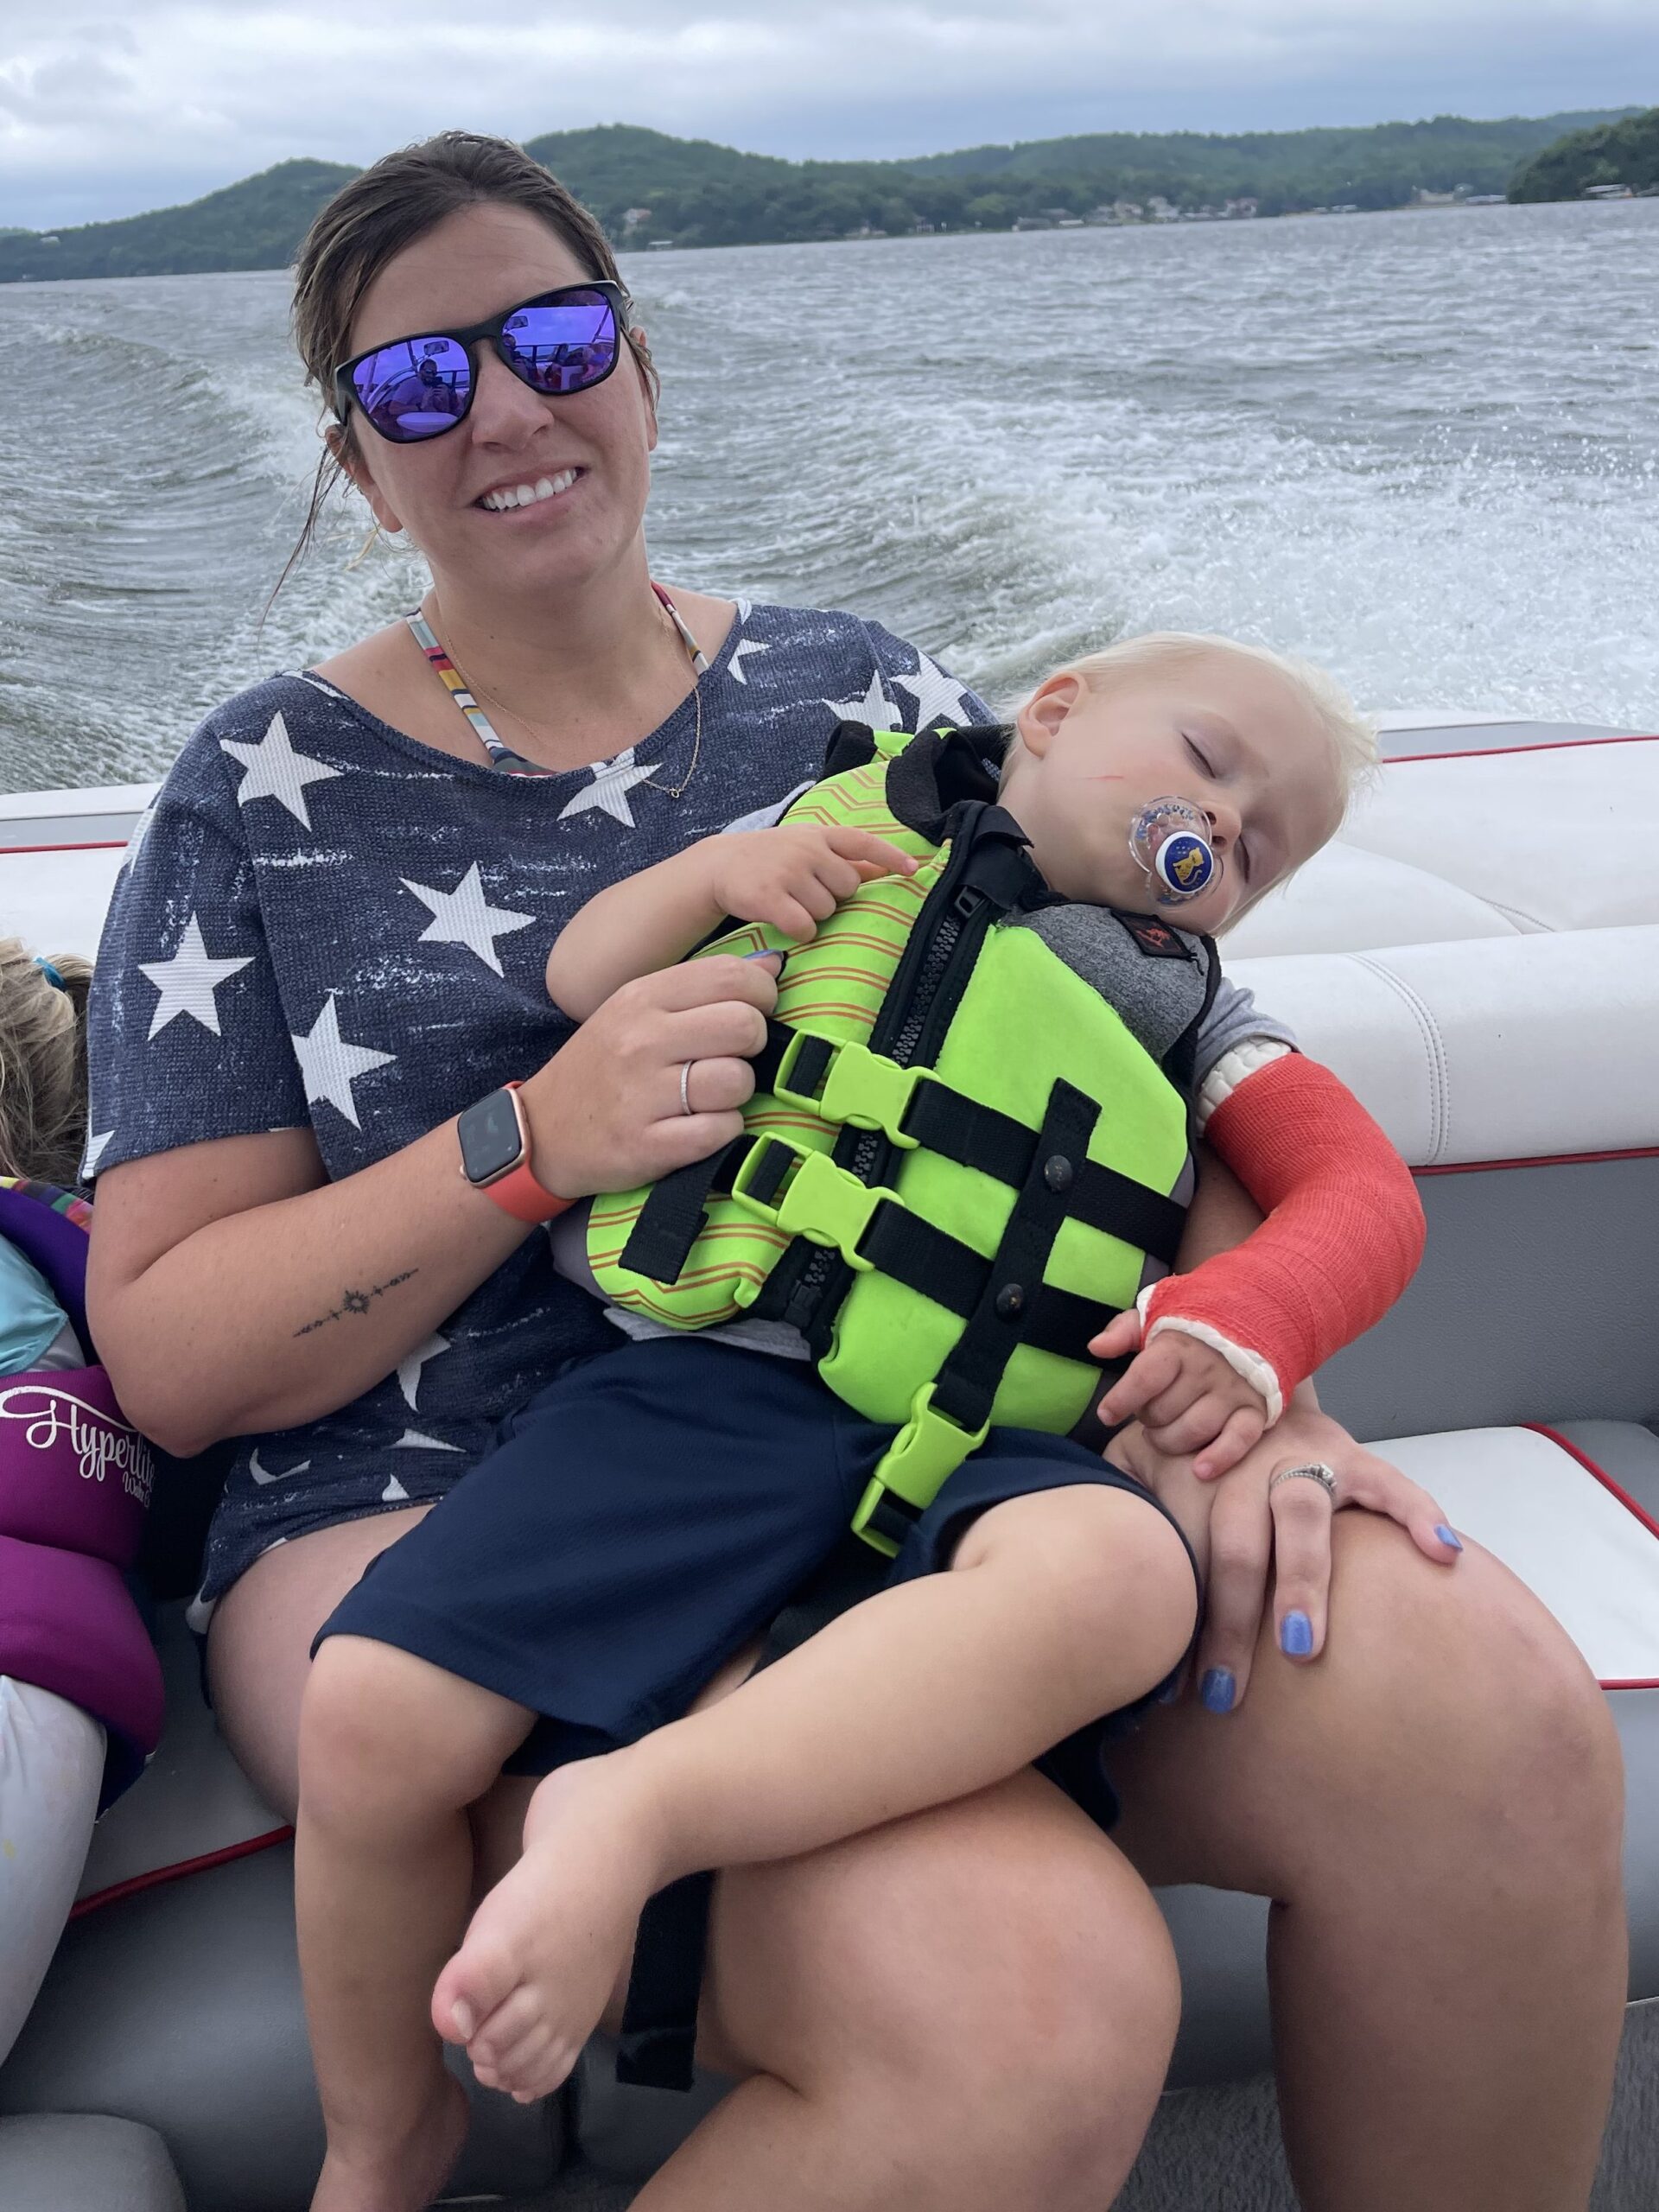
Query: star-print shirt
85 602 996 1605
86 599 1291 1613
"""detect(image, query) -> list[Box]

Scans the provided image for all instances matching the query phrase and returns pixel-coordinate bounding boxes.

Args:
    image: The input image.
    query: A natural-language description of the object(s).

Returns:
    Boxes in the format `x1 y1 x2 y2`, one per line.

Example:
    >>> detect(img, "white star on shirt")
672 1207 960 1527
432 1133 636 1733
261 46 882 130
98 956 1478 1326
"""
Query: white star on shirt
81 1129 115 1179
119 799 158 873
391 1427 462 1452
138 913 254 1040
397 1332 452 1411
558 747 659 829
400 864 535 976
728 636 770 685
219 711 343 831
291 995 395 1128
823 668 899 732
893 652 976 734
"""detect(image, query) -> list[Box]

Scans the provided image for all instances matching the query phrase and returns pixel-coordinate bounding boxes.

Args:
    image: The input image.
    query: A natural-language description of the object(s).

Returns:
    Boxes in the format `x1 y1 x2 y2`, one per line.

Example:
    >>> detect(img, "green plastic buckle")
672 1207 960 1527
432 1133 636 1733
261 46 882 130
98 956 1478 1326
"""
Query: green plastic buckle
852 1383 991 1558
774 1034 927 1147
730 1140 887 1271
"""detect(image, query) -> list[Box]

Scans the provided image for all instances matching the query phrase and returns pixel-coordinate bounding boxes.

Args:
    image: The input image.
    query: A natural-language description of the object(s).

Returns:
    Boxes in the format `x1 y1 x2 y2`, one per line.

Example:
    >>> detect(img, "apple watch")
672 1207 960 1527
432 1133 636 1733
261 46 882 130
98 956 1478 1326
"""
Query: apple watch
457 1082 572 1224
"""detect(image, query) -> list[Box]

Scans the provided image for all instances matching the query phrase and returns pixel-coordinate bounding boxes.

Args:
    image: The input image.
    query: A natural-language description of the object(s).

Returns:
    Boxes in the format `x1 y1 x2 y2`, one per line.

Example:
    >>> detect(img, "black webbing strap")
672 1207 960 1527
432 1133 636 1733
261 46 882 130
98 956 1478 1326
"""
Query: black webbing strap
613 1538 887 2093
615 1867 716 2092
857 1201 1112 1366
929 1081 1103 1434
619 1020 804 1284
900 1084 1186 1268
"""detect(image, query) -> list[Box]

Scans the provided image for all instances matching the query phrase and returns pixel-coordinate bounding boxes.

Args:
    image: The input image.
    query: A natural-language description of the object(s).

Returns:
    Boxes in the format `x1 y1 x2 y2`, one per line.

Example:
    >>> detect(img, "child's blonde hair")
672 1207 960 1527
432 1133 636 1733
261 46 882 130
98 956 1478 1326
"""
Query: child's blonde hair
1065 630 1379 808
0 940 93 1191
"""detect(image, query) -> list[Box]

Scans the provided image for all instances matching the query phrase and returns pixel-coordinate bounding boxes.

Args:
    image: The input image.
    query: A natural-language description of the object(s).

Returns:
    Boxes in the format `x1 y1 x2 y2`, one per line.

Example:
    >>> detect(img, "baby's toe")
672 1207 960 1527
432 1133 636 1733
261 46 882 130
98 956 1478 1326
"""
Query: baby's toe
432 1932 520 2047
467 1983 543 2069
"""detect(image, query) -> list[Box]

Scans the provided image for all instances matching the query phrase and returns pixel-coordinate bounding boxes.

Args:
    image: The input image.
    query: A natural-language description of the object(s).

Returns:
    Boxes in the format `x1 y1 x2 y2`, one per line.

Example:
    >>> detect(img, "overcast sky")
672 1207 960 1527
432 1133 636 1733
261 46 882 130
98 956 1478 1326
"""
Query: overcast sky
3 0 1655 232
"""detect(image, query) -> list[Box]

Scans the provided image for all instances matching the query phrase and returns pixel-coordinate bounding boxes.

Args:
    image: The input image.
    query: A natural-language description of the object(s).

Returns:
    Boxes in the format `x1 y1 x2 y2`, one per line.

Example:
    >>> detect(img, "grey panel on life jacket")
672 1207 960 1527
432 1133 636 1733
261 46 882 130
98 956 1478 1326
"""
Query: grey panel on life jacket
1011 902 1212 1068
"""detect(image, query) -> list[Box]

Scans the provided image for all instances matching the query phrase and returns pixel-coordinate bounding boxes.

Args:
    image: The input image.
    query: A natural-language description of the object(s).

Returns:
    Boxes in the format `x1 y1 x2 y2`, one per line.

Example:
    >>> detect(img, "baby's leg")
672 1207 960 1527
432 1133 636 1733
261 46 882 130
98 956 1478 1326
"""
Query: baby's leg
297 1633 532 2212
435 1478 1196 2098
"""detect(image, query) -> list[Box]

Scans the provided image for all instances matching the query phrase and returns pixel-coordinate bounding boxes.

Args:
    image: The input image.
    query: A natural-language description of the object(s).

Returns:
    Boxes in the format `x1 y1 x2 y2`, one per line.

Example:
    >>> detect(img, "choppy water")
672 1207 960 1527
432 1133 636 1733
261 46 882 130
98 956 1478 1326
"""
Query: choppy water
1 198 1655 792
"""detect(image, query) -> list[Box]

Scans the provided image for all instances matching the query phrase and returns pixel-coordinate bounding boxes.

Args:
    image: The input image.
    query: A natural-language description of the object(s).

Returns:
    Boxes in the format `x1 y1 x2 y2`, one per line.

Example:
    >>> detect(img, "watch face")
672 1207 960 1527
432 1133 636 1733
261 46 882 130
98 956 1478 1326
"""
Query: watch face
459 1088 525 1185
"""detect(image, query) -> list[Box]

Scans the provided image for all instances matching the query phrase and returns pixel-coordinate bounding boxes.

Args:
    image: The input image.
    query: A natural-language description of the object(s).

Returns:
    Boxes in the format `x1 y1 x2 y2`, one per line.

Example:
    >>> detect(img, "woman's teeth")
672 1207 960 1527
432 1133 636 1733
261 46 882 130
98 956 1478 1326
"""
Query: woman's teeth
480 468 578 512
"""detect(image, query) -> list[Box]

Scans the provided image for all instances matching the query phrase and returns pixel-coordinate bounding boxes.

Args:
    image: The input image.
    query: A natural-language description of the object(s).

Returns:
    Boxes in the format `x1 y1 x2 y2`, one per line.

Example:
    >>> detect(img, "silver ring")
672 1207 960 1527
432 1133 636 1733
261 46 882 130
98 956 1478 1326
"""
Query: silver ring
679 1060 695 1117
1268 1461 1338 1501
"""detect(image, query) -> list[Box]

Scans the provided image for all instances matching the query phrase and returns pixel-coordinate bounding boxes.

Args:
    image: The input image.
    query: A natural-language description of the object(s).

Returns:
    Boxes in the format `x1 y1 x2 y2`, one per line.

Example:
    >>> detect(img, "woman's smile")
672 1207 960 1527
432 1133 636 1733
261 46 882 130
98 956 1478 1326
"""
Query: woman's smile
476 465 584 513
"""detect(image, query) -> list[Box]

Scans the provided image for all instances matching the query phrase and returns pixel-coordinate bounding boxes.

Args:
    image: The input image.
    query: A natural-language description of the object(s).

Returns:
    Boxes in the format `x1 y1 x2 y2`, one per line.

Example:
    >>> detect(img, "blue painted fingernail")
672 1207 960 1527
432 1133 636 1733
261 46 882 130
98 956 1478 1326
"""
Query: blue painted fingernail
1199 1668 1236 1714
1435 1523 1463 1551
1280 1609 1314 1656
1156 1672 1184 1705
743 947 784 965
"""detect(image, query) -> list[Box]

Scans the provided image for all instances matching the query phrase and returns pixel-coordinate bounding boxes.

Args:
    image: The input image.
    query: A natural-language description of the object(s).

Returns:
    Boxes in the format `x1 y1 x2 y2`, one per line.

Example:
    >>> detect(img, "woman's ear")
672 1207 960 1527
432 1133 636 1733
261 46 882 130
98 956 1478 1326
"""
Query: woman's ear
327 419 405 537
1014 672 1084 760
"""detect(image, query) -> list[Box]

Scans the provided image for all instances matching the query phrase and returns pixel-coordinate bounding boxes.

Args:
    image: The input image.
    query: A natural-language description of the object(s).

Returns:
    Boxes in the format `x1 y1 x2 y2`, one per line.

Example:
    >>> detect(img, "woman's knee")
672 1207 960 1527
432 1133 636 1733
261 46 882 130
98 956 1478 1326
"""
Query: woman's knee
1290 1516 1622 1876
707 1776 1179 2207
298 1634 520 1833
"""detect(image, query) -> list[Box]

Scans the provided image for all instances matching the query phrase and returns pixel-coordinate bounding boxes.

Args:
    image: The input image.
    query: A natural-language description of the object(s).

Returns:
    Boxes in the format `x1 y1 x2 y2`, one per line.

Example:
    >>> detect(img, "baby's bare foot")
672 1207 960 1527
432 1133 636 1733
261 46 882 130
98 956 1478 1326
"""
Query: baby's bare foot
309 2068 467 2212
431 1758 665 2103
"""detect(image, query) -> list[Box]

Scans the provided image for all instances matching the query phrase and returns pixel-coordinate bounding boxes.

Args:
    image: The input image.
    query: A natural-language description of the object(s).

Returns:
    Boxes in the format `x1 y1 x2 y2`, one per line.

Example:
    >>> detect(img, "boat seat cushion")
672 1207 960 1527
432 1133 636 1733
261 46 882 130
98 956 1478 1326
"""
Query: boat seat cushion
0 2113 185 2212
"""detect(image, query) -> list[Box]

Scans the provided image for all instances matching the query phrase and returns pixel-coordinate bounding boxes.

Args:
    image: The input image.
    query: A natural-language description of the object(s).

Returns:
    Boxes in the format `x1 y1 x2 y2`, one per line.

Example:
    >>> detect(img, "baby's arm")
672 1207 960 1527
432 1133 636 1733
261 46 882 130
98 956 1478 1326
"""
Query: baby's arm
547 823 917 1020
1094 1050 1426 1472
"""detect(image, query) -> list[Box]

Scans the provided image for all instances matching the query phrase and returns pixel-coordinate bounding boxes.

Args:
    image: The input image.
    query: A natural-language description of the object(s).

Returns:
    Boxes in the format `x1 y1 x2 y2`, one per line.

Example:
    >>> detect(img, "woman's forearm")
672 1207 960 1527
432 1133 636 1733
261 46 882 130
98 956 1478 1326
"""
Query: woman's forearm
93 1118 529 1457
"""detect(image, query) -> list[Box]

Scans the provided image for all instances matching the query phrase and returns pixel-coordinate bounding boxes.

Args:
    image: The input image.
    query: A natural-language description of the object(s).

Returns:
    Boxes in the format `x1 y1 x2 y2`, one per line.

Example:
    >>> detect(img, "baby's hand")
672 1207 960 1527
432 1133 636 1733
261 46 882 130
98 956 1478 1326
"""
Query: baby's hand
1090 1309 1270 1478
709 824 917 943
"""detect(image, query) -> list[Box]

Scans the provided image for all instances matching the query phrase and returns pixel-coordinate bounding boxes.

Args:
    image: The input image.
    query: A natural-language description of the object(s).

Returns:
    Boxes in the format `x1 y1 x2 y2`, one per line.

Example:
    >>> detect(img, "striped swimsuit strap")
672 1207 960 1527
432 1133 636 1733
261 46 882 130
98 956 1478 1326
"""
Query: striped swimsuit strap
404 586 709 779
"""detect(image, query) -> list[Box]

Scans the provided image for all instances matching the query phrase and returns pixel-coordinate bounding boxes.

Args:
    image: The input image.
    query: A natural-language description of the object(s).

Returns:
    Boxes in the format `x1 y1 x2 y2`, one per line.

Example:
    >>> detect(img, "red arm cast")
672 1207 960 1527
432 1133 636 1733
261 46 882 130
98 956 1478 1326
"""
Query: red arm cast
1139 1052 1427 1421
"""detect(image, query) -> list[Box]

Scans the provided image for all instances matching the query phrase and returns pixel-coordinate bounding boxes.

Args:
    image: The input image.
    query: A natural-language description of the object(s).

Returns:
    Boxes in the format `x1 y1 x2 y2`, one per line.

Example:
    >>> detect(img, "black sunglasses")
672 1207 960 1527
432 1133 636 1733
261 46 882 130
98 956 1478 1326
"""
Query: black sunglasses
333 281 631 444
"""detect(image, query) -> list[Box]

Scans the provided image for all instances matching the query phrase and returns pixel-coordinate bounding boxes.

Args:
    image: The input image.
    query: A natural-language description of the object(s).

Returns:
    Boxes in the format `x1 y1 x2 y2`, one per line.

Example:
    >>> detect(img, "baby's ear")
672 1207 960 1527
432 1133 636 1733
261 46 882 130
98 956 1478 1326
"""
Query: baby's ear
1014 672 1085 759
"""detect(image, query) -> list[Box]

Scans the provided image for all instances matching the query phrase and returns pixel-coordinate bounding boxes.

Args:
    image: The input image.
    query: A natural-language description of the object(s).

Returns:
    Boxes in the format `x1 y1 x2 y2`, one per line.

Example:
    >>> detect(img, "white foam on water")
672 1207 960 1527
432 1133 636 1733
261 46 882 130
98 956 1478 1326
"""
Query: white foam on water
3 200 1656 791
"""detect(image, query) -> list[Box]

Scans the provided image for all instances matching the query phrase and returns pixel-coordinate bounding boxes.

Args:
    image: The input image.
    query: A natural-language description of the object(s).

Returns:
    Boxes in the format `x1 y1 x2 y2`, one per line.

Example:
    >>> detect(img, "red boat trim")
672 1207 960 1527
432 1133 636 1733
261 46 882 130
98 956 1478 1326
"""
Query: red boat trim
1522 1422 1659 1693
69 1824 294 1920
1416 1147 1659 1177
1386 734 1656 766
2 839 130 855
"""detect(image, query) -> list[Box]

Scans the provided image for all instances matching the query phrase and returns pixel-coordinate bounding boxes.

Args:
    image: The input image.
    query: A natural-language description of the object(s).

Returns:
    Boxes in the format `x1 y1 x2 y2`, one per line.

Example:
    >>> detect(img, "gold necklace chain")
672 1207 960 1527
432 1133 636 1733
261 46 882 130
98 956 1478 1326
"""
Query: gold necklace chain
426 589 705 800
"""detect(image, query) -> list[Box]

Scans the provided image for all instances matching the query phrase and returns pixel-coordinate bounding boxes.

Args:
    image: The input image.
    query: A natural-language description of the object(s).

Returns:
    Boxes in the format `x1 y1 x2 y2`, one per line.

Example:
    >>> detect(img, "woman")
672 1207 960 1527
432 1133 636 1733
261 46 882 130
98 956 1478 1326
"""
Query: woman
85 132 1624 2212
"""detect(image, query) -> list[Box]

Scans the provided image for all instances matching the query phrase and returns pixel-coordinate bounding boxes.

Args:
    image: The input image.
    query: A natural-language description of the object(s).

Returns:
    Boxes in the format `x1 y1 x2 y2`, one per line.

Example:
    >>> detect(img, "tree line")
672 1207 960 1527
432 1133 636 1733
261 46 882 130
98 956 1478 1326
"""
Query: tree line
0 109 1643 285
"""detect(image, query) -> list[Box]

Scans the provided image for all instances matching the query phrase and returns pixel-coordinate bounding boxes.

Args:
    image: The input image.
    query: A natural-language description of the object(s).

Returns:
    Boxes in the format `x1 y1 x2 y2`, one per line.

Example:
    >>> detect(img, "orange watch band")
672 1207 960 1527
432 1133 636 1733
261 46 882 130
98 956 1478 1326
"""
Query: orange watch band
468 1082 574 1225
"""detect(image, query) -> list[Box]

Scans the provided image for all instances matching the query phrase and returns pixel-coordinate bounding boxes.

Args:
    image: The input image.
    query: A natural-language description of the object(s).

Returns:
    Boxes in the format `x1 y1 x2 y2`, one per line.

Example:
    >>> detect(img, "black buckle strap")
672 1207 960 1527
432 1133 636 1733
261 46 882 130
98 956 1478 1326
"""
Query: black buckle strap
928 1081 1103 1435
900 1083 1186 1268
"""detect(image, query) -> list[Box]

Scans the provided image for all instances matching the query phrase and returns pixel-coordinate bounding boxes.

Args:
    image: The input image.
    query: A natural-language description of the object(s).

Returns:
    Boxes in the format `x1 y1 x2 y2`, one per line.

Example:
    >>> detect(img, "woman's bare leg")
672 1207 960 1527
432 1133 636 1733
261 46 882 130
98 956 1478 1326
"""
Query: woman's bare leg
636 1771 1180 2212
434 1483 1196 2095
1109 1510 1626 2212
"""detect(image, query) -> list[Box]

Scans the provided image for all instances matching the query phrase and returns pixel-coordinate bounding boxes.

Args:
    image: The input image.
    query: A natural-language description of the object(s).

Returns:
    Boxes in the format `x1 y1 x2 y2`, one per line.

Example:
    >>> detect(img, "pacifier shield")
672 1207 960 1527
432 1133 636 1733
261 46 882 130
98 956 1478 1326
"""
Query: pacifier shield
1128 796 1219 907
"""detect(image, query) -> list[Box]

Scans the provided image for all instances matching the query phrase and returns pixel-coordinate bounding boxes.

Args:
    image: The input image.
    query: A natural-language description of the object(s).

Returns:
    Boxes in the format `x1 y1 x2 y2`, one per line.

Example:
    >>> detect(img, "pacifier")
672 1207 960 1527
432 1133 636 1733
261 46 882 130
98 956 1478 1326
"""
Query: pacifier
1128 797 1219 907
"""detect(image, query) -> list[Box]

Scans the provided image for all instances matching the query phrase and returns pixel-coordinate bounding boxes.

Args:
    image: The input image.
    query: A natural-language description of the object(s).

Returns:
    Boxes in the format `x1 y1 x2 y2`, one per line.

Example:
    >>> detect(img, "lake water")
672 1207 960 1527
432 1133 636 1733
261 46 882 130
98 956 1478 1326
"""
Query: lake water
1 198 1655 792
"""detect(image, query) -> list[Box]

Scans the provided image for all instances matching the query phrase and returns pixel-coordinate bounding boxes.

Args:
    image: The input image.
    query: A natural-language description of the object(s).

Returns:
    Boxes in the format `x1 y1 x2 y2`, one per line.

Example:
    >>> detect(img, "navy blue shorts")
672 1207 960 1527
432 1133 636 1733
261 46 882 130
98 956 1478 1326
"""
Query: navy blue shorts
318 1337 1199 1827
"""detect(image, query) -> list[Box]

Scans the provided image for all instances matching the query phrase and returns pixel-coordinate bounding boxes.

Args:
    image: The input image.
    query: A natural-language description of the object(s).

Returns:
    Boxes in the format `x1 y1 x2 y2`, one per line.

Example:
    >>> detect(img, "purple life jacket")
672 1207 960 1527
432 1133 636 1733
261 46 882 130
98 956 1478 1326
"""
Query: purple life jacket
0 1179 163 1809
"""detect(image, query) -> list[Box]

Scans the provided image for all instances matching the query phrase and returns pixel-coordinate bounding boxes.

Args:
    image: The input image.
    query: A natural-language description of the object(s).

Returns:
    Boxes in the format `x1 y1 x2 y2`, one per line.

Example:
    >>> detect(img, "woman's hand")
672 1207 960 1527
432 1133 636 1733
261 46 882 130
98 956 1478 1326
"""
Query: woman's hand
707 824 917 943
1109 1395 1464 1712
521 954 782 1198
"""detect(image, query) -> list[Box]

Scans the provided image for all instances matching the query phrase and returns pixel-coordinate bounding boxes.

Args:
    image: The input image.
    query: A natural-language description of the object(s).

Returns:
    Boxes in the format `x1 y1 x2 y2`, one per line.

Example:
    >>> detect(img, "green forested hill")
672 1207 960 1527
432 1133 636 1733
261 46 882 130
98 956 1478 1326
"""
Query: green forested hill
0 108 1643 284
1510 107 1659 200
0 159 358 284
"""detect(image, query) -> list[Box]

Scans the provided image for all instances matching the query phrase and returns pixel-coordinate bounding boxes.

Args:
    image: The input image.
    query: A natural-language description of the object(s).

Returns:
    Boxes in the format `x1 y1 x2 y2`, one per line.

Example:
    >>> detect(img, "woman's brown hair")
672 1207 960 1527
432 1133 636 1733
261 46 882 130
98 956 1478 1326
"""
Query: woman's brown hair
276 130 656 599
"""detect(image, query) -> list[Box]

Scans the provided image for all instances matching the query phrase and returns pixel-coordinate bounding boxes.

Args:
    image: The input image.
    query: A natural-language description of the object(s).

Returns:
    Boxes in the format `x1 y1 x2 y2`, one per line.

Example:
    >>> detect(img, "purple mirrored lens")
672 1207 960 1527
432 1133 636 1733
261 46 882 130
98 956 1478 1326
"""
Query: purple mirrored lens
500 291 619 395
351 334 471 442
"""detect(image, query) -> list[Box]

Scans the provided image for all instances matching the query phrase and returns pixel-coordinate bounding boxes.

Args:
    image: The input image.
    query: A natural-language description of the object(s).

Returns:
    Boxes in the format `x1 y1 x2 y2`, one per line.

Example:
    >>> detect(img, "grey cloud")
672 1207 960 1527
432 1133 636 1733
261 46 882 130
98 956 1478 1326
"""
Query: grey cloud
1 0 1654 231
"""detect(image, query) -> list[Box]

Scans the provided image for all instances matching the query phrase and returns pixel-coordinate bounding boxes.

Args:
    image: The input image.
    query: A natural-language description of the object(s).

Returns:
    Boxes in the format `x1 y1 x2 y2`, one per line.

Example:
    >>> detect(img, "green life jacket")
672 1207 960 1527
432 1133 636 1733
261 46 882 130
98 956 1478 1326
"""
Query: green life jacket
589 722 1218 1554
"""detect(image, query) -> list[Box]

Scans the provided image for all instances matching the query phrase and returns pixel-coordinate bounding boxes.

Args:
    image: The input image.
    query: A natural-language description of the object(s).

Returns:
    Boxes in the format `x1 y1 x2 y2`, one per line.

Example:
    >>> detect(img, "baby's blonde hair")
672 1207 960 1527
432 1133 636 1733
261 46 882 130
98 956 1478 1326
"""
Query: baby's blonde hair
0 939 93 1191
1065 630 1378 809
